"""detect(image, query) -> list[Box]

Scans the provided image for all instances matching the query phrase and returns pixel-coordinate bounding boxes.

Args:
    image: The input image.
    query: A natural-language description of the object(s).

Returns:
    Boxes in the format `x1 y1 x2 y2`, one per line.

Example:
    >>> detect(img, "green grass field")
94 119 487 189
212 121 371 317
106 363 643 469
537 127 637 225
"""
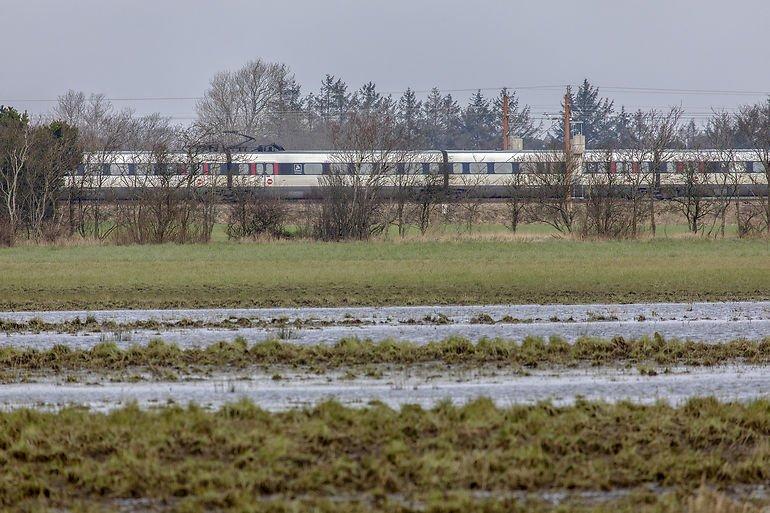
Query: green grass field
0 238 768 310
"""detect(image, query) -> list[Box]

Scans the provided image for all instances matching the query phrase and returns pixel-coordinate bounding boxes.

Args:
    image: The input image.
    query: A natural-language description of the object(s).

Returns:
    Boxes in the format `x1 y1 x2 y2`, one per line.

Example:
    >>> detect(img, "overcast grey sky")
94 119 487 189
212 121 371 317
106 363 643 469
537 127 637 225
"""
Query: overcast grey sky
2 0 769 123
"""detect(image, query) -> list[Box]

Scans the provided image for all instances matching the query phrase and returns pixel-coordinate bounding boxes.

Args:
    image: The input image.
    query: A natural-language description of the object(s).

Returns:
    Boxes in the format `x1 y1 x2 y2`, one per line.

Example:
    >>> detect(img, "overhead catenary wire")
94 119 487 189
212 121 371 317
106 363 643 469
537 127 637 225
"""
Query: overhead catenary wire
2 83 769 105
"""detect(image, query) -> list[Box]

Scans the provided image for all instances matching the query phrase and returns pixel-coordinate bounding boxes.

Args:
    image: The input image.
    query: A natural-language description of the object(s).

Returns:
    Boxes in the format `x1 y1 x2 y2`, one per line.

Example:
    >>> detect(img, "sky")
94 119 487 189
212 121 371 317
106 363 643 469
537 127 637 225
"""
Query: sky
1 0 769 127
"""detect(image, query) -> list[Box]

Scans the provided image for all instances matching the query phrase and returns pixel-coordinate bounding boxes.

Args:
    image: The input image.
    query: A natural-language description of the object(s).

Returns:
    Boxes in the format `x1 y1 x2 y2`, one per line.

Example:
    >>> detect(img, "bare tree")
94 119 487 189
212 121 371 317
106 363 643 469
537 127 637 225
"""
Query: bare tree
314 113 406 240
735 99 770 236
55 91 134 238
525 150 580 234
387 155 424 237
412 170 446 235
502 171 528 233
669 153 720 235
112 126 214 244
618 107 682 237
453 171 488 232
0 118 30 243
706 113 741 237
196 60 292 188
226 187 286 239
581 148 633 238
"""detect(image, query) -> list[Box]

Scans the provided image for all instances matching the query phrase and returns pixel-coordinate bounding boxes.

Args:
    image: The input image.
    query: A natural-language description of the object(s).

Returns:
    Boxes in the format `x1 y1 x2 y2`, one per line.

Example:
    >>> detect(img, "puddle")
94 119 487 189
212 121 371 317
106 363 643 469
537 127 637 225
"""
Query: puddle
1 302 769 349
3 365 768 412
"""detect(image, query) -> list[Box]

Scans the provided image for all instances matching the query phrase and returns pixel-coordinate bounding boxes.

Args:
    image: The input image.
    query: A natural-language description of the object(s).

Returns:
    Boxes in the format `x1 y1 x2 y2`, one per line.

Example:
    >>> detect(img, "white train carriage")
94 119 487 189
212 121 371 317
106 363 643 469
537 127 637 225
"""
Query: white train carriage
64 149 769 200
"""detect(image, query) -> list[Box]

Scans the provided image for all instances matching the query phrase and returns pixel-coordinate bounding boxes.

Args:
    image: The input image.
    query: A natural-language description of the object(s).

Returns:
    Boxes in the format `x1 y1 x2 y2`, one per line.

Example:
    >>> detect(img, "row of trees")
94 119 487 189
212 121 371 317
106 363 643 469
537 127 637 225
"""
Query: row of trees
194 60 763 154
1 57 768 245
0 106 80 244
194 59 538 151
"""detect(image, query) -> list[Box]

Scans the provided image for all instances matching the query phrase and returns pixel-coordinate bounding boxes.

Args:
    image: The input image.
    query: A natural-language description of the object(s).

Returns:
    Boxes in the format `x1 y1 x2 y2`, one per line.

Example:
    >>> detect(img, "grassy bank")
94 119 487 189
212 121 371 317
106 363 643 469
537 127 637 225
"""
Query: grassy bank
1 398 769 511
0 238 768 310
1 336 769 377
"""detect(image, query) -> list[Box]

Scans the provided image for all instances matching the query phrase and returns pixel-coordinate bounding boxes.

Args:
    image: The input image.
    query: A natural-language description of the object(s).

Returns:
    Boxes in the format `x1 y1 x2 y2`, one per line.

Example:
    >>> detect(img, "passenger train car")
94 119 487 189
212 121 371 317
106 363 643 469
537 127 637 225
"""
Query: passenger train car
67 149 769 200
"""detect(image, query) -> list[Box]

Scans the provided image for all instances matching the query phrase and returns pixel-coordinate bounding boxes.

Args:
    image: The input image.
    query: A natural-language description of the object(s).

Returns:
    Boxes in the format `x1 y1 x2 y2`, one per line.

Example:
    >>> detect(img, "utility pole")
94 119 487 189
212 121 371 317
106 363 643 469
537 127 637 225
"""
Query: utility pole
562 88 571 157
501 92 510 151
563 87 573 201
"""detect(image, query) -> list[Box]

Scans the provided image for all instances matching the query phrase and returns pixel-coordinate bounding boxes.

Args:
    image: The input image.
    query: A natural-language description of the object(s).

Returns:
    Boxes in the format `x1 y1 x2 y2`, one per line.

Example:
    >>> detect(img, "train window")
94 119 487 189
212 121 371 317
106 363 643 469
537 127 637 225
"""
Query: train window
520 162 537 174
492 163 511 173
109 164 125 175
358 163 374 175
707 162 731 173
511 162 520 173
101 164 111 176
585 162 599 173
640 162 651 172
753 161 766 172
304 163 323 175
469 162 487 174
537 162 565 173
399 162 419 174
425 163 440 174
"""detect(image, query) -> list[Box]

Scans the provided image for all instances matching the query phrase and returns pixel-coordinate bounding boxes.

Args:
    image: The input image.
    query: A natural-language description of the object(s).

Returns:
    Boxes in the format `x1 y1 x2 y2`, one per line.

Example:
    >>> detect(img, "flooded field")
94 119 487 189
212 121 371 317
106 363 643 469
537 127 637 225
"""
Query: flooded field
3 364 769 412
2 301 768 412
1 301 769 349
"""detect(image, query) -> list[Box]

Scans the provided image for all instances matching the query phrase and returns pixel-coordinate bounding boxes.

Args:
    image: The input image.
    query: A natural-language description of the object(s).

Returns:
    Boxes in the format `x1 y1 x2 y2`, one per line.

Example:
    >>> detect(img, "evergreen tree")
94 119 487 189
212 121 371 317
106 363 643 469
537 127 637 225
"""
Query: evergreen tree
492 89 538 144
329 77 351 122
678 119 707 149
613 106 633 148
554 79 615 148
461 90 495 149
396 88 423 146
268 69 304 143
353 81 381 113
440 93 462 148
422 88 444 148
310 75 351 123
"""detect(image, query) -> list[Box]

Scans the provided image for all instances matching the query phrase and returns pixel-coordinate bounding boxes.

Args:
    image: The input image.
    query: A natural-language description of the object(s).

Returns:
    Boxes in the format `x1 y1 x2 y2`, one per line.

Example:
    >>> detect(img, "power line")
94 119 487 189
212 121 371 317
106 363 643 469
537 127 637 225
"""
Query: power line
3 83 769 105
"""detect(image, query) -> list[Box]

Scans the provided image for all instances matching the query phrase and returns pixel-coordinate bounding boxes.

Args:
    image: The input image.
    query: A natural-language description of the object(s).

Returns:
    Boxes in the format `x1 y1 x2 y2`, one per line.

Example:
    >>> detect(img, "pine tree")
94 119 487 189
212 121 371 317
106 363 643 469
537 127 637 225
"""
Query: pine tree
329 77 351 122
353 82 381 113
460 90 494 149
397 88 423 146
492 89 538 145
441 93 462 148
613 106 633 148
422 88 444 148
554 79 615 148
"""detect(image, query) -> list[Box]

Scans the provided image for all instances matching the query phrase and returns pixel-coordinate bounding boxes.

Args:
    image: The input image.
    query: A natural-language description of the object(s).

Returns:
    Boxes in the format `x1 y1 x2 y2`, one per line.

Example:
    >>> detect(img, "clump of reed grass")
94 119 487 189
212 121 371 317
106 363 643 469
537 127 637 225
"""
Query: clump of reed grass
0 334 768 374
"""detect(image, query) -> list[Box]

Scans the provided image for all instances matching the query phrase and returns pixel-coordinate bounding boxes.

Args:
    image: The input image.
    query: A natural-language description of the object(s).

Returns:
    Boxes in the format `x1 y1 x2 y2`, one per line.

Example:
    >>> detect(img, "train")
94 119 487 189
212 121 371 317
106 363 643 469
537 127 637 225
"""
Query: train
67 149 769 200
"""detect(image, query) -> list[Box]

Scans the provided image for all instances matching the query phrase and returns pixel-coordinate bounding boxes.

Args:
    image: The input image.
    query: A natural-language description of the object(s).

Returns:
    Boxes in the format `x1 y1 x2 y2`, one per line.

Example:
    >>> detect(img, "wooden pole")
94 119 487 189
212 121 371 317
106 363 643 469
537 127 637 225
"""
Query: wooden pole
502 92 510 151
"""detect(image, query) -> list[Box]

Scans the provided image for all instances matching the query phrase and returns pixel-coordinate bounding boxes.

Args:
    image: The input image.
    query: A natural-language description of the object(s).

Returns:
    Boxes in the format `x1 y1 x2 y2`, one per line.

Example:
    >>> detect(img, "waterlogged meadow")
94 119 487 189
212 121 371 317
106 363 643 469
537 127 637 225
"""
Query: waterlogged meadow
1 399 770 512
2 239 770 511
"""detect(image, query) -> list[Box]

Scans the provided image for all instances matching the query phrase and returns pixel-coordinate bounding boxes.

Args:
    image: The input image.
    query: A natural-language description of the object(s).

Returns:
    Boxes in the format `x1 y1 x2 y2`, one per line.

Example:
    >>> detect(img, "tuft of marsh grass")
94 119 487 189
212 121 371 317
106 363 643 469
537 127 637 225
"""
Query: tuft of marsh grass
0 334 769 375
1 398 770 511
